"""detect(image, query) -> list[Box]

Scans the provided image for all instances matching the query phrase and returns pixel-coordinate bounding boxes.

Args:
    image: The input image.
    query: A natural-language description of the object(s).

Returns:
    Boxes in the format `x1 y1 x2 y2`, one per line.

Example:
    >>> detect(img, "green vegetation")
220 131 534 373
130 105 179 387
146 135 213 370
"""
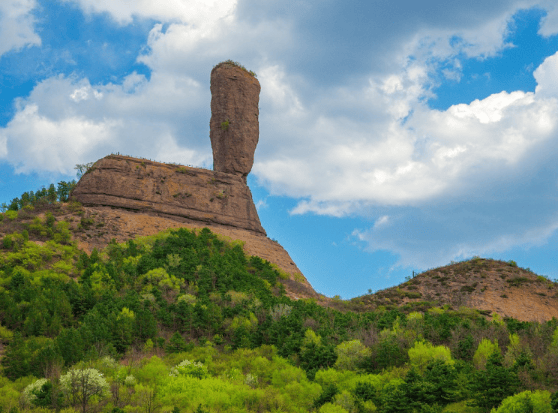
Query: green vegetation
1 181 77 212
2 190 558 412
213 60 257 78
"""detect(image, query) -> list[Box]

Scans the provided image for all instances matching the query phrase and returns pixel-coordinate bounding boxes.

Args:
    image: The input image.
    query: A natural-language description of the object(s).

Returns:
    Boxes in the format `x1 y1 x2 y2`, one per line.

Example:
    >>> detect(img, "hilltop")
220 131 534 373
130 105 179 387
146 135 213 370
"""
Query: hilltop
352 258 558 322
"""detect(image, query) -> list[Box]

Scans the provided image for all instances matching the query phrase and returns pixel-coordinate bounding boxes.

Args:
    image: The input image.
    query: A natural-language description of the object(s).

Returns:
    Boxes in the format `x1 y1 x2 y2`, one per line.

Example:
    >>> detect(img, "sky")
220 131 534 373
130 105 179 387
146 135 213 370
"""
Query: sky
1 1 558 299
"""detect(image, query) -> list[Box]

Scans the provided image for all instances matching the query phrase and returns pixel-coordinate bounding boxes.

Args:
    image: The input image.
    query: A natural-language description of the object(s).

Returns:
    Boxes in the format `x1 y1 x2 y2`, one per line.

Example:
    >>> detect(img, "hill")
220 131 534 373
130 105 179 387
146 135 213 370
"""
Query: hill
354 258 558 322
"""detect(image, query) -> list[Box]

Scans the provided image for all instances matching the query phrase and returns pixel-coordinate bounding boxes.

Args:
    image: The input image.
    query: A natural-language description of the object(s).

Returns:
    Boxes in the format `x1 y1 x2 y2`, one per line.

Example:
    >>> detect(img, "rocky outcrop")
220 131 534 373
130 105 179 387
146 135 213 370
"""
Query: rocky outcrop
70 61 321 300
72 155 266 235
210 62 260 179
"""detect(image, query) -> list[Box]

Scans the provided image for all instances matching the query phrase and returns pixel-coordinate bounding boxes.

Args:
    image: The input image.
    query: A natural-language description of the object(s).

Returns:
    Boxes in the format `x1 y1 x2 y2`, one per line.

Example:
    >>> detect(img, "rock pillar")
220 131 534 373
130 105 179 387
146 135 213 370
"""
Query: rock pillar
210 62 260 180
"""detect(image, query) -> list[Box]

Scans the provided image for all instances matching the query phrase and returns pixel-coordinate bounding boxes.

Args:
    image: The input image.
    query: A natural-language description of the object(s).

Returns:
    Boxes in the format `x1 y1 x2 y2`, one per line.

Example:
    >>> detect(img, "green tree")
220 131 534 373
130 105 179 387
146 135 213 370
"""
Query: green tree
167 332 188 353
493 390 551 413
75 162 96 179
334 340 370 371
470 352 519 411
473 338 500 370
408 340 453 373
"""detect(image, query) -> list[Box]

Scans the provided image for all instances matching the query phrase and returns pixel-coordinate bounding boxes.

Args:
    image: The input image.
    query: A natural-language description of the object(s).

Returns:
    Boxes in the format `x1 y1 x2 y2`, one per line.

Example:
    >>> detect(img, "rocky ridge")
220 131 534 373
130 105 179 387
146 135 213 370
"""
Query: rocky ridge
72 155 265 235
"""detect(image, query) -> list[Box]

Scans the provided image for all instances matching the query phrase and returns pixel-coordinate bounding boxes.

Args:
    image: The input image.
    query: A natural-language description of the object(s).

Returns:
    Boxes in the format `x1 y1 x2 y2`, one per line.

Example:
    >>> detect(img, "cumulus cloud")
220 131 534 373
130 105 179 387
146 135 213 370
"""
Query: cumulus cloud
252 47 558 269
0 72 211 174
65 0 237 26
538 1 558 37
0 0 40 56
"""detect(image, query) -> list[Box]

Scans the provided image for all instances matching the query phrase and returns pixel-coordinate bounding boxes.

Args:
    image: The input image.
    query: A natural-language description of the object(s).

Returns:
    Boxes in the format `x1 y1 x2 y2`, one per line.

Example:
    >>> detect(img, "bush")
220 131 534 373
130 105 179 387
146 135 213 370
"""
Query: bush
170 359 209 379
22 378 49 406
334 340 370 371
473 338 500 370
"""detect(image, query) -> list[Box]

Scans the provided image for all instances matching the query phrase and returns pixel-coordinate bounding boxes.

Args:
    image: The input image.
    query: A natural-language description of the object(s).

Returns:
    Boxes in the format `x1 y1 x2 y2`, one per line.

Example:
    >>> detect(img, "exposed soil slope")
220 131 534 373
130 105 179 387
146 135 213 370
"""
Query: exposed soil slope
355 258 558 322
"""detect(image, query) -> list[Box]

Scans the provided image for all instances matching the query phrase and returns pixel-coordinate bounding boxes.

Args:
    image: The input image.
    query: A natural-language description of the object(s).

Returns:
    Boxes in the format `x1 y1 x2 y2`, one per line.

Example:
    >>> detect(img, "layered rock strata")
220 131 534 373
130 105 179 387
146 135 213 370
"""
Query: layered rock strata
210 63 260 179
72 155 265 235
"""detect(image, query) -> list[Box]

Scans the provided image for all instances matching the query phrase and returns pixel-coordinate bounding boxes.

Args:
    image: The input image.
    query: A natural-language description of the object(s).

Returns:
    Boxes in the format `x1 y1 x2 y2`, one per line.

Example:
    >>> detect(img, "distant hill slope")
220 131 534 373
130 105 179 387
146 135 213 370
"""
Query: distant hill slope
354 258 558 322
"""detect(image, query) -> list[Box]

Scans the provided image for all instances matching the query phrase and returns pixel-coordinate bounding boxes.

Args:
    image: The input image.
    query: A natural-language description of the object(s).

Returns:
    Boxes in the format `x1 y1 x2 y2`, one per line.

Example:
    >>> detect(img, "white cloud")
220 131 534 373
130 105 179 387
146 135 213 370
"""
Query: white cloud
0 131 7 158
1 103 118 174
255 198 268 210
537 1 558 37
0 0 40 56
0 72 211 174
252 50 558 214
65 0 237 26
534 52 558 98
373 215 389 229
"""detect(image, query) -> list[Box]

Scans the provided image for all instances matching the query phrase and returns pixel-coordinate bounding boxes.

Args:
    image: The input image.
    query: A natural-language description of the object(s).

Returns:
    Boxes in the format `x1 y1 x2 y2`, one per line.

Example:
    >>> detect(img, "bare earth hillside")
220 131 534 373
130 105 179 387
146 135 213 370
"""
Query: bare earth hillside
354 258 558 322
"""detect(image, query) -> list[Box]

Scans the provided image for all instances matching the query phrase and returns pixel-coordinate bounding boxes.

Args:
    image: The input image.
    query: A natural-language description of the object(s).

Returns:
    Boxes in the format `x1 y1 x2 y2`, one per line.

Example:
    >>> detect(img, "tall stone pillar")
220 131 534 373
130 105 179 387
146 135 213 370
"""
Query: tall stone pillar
210 62 260 180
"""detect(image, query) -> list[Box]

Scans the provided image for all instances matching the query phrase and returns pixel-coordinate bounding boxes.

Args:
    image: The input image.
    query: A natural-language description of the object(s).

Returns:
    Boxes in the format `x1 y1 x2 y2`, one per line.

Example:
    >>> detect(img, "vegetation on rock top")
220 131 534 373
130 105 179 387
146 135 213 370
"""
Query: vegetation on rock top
212 60 257 78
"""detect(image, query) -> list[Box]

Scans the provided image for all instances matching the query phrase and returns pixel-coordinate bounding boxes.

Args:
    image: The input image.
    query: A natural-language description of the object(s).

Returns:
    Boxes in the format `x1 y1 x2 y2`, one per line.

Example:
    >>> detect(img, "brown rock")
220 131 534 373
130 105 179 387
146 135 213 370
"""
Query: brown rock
210 62 260 179
72 155 266 235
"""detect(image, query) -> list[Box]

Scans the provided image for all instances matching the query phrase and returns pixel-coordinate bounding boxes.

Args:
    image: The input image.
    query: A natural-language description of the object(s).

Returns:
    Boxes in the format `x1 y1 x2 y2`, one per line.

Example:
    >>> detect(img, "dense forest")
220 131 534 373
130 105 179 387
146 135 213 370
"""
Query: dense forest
1 184 558 412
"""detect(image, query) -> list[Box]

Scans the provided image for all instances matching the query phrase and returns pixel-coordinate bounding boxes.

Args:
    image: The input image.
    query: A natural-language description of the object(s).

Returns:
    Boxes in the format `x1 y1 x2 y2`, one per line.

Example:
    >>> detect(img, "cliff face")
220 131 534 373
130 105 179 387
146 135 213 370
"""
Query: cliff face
72 155 265 235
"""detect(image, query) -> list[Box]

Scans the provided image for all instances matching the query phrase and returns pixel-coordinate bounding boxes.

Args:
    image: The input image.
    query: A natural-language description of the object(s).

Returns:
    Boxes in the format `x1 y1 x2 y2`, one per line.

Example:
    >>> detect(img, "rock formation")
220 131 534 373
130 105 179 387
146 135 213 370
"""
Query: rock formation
210 62 260 179
72 155 266 235
70 61 320 300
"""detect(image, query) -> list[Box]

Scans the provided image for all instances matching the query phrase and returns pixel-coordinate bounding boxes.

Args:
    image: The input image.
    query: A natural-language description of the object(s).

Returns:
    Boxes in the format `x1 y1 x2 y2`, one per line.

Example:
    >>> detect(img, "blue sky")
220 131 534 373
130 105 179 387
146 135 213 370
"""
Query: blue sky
2 1 558 298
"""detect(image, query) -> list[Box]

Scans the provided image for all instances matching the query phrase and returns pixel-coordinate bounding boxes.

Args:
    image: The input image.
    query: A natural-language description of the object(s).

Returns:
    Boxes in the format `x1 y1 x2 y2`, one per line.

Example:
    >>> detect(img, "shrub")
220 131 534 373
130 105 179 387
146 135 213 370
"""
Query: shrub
170 359 209 379
334 340 370 371
22 378 49 406
493 390 551 413
270 304 292 321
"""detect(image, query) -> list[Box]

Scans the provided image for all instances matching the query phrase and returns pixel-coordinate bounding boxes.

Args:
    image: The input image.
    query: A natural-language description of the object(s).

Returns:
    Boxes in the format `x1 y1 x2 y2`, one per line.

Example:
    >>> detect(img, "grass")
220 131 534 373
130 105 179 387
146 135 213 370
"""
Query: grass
213 60 257 78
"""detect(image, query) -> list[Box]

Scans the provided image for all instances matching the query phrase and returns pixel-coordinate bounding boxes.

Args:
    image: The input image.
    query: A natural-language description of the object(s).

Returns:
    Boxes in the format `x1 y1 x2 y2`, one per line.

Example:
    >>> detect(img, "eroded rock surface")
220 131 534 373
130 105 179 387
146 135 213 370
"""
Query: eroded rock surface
72 155 266 235
210 63 260 178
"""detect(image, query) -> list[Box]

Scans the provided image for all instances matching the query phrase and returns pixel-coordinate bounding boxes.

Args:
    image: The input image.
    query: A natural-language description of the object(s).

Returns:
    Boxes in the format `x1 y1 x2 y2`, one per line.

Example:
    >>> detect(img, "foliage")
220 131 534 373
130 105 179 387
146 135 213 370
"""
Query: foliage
470 353 519 411
408 341 454 372
473 338 501 370
170 359 209 379
3 194 558 412
334 340 370 371
493 390 551 413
